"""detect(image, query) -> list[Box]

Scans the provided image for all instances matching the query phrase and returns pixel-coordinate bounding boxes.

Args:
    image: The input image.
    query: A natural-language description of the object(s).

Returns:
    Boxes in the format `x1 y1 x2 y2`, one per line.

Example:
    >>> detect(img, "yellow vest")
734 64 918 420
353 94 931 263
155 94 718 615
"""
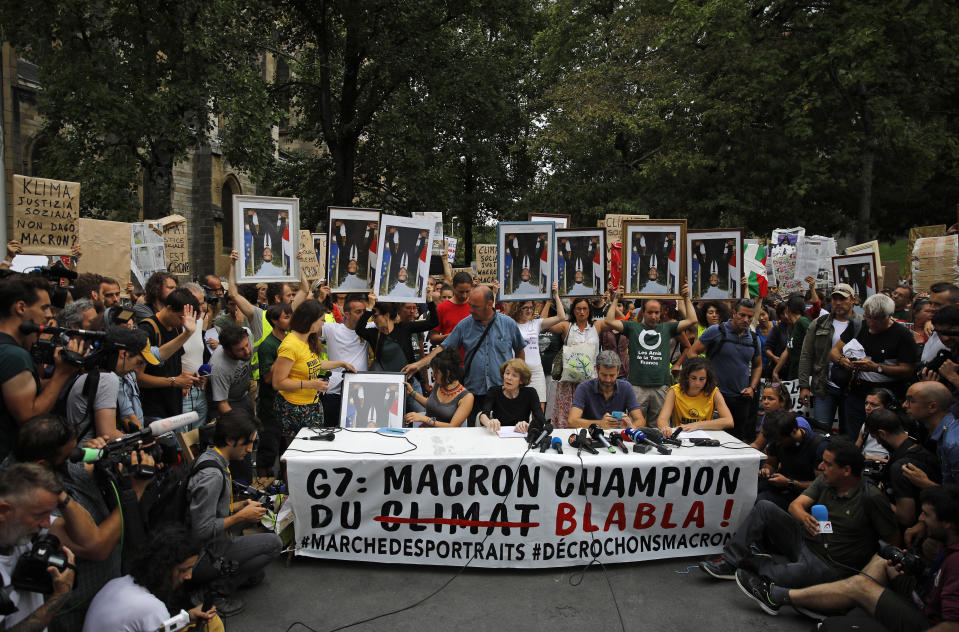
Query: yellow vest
251 310 273 381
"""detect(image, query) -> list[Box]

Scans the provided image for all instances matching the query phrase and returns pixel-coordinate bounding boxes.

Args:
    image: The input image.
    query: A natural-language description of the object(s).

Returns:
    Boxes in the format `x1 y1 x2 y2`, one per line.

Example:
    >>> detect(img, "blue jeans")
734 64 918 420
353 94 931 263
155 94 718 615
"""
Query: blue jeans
182 386 208 431
812 384 845 434
843 392 868 441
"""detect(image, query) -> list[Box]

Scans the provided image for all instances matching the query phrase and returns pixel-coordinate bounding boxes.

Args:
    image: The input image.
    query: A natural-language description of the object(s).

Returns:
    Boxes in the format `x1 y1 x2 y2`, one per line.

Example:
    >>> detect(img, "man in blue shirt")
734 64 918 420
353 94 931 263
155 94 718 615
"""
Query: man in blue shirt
568 350 645 429
405 286 525 426
681 298 762 442
902 381 959 487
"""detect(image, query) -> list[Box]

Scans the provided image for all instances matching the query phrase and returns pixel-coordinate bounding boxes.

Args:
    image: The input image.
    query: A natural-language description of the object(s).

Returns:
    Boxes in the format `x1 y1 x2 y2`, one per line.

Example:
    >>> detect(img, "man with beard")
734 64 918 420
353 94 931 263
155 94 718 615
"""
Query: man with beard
83 525 219 631
0 463 76 629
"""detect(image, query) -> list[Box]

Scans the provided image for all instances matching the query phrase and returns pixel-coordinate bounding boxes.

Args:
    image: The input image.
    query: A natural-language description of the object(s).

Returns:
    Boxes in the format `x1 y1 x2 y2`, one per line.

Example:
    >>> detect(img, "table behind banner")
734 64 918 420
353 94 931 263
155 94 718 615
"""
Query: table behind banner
283 428 761 568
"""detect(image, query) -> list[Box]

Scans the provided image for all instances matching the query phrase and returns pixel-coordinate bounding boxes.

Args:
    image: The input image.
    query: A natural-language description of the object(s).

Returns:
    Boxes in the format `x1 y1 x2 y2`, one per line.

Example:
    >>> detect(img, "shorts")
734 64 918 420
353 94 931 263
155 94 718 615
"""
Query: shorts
873 575 929 632
274 395 324 439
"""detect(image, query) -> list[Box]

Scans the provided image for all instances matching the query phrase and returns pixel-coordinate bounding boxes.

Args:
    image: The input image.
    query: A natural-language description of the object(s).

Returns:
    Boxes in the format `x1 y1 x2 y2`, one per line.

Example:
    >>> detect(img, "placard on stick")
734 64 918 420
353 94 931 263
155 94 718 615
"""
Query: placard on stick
12 175 80 255
159 214 189 276
298 230 322 283
475 244 497 284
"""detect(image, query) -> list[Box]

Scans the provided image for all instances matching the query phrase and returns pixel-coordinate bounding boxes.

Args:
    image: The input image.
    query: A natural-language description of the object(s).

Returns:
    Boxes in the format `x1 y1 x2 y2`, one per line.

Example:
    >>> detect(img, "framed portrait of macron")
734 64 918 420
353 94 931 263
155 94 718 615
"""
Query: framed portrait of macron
340 372 406 429
621 219 686 299
832 252 878 301
373 214 434 303
528 213 571 230
687 228 743 301
497 222 555 302
233 195 300 284
327 207 381 293
555 228 605 298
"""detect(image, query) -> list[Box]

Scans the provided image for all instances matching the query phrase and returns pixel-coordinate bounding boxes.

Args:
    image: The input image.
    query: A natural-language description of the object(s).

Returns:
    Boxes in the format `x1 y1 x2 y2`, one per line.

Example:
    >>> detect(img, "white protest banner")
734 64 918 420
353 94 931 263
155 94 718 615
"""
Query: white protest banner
286 429 759 568
445 237 457 264
130 222 167 288
159 214 189 276
793 235 837 287
475 244 497 284
12 175 80 255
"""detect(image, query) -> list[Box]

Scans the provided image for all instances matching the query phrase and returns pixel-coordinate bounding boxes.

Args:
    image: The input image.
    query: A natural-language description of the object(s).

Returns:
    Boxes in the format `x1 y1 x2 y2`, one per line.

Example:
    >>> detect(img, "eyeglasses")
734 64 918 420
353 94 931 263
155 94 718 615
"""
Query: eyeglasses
521 306 534 311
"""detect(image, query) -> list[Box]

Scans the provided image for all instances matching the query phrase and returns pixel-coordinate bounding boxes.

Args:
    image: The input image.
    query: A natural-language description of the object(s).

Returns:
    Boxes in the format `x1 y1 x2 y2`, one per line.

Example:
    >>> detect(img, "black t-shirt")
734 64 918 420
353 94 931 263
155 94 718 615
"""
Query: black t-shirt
767 428 828 482
138 315 184 420
843 321 918 397
482 386 546 430
355 304 438 372
886 437 941 504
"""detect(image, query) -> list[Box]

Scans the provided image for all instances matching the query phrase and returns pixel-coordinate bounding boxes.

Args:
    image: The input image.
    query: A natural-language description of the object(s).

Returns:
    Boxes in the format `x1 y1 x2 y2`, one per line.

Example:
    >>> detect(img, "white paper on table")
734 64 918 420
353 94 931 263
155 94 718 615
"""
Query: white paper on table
842 339 866 360
497 426 527 438
679 430 710 439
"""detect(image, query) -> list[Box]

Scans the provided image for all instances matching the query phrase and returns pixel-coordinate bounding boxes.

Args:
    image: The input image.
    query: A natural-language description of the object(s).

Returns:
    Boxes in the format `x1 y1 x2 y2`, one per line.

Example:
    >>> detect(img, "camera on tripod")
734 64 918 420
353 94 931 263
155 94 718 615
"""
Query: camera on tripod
11 533 74 595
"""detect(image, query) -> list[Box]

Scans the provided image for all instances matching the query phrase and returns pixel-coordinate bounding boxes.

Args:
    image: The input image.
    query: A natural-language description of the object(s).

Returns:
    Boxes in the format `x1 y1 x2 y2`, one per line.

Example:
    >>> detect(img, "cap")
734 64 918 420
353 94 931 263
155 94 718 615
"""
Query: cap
105 327 160 365
832 283 854 299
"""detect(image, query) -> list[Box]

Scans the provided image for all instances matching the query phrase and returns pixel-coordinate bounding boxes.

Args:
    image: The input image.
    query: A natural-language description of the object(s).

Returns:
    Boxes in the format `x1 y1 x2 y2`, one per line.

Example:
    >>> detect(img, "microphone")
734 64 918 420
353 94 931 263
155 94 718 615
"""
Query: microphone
608 432 628 453
569 429 598 455
69 411 199 462
588 424 616 453
810 504 832 545
197 364 212 377
539 435 552 453
632 431 672 455
551 437 563 454
18 322 106 339
529 422 554 448
671 426 684 440
644 427 682 447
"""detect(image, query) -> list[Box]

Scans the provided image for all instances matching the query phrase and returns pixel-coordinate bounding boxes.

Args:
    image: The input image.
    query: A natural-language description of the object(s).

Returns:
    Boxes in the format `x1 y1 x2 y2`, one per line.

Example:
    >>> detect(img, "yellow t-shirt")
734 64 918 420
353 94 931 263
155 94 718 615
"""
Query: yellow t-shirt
277 333 323 405
669 383 717 427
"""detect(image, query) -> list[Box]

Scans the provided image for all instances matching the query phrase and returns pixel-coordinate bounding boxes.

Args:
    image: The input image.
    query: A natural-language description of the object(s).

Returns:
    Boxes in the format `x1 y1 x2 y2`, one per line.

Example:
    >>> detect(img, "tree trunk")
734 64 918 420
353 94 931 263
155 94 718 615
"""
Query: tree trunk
854 87 875 244
142 149 174 220
462 155 475 267
331 137 357 207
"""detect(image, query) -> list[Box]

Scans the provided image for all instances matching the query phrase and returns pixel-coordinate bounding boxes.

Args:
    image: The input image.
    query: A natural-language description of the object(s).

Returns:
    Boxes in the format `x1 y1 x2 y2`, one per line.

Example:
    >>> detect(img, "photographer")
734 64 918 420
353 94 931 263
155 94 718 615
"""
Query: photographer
83 525 219 631
12 414 155 631
920 306 959 415
0 275 80 461
738 485 959 631
187 409 281 616
0 463 76 629
66 327 159 443
865 409 940 529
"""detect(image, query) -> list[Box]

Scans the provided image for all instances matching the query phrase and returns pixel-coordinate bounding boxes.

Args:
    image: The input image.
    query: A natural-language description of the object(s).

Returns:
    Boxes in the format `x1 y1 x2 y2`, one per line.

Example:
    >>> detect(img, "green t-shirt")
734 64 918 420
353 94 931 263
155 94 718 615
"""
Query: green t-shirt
786 316 810 380
801 476 897 572
0 337 38 461
622 320 679 387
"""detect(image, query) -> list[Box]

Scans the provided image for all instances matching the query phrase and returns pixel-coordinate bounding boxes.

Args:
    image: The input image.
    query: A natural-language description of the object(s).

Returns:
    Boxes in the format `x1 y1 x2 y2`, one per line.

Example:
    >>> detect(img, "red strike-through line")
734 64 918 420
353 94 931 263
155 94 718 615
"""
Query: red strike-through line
373 516 539 528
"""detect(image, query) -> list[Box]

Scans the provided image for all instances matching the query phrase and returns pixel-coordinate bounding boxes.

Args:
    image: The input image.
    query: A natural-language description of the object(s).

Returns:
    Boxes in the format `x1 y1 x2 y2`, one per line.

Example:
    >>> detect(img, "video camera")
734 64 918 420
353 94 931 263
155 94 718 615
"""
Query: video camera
31 262 77 310
231 480 275 512
19 322 106 368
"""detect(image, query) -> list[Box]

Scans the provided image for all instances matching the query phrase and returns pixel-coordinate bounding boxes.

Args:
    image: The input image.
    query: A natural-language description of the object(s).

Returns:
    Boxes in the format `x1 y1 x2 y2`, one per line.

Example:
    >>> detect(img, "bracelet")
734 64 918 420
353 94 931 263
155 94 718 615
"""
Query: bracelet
429 417 436 427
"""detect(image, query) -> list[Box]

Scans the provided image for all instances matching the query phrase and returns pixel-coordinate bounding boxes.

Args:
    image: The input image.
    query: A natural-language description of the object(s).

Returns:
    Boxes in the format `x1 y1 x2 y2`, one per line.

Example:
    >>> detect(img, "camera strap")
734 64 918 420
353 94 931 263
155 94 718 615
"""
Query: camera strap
75 370 102 444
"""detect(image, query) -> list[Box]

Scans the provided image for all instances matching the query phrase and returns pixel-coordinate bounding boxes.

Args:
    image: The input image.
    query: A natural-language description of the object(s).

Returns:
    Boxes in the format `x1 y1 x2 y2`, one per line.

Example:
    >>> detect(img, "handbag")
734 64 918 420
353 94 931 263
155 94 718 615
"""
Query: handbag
560 325 597 383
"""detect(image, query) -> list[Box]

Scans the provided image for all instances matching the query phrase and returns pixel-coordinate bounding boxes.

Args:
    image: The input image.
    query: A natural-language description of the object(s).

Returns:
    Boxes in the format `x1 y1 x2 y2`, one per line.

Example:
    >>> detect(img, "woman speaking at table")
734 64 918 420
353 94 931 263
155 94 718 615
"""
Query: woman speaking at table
272 299 355 438
478 358 547 434
404 348 474 427
655 356 733 436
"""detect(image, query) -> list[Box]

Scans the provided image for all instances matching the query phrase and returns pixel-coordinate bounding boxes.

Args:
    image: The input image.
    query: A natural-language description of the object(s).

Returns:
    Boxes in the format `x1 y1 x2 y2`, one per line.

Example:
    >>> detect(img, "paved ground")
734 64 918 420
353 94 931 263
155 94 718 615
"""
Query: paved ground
228 555 818 632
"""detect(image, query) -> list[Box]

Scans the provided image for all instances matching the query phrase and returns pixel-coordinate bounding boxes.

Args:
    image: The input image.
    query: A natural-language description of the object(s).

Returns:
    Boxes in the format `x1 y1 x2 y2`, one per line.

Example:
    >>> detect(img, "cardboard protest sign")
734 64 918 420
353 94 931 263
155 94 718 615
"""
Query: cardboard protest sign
912 235 959 292
159 214 189 276
604 214 648 247
77 218 131 291
298 230 322 283
311 233 328 283
475 244 497 284
12 175 80 255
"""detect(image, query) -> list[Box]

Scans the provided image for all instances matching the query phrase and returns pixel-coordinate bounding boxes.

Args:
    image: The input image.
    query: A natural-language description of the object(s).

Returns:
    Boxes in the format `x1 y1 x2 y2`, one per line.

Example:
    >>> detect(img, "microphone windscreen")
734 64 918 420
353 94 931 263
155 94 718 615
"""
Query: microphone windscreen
552 437 562 449
198 364 213 377
69 447 101 463
148 411 199 437
644 427 664 442
810 505 829 522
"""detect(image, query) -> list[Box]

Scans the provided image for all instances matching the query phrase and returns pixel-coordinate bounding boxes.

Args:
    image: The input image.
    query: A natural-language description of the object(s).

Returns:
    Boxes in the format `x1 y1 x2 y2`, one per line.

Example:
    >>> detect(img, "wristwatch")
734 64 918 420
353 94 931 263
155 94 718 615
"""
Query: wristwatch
169 376 176 386
877 365 884 374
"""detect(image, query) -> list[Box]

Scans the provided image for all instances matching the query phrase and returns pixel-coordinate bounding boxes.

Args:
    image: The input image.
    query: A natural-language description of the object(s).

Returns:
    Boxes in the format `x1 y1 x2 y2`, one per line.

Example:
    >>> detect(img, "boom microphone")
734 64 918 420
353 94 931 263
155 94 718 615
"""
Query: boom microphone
588 424 616 453
69 411 199 463
19 322 106 339
551 437 564 454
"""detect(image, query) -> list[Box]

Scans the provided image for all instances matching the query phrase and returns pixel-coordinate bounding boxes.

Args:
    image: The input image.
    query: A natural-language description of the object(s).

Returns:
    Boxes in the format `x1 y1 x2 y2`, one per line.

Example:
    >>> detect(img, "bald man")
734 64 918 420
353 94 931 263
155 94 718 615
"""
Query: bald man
404 286 525 426
903 381 959 487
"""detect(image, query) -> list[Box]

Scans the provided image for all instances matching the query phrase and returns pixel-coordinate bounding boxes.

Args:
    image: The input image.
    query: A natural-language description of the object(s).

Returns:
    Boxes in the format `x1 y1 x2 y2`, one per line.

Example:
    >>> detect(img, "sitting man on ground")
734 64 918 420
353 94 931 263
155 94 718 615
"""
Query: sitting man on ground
186 408 282 616
756 410 829 510
737 485 959 629
700 438 899 587
83 524 220 631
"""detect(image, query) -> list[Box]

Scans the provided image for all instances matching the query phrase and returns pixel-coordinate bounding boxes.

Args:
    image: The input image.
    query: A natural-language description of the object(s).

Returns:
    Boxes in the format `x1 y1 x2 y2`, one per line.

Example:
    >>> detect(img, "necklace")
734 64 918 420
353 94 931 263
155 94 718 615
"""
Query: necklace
439 383 463 397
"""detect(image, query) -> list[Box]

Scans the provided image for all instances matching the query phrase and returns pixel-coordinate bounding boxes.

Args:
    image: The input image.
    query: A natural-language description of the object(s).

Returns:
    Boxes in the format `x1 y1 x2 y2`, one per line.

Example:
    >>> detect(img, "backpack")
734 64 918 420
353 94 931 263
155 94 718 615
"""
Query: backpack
705 323 760 361
140 458 223 533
